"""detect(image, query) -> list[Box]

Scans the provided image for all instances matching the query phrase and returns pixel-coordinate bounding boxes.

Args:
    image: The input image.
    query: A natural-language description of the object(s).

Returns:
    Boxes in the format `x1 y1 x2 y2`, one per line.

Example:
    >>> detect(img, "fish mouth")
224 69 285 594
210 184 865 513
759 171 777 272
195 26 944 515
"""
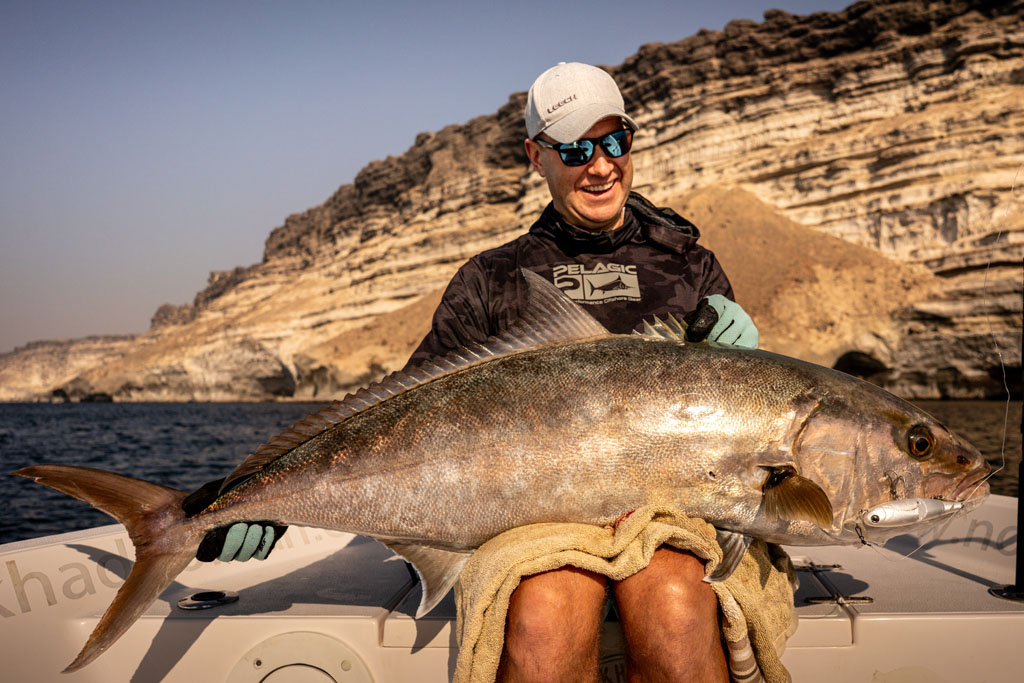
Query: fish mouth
953 465 991 502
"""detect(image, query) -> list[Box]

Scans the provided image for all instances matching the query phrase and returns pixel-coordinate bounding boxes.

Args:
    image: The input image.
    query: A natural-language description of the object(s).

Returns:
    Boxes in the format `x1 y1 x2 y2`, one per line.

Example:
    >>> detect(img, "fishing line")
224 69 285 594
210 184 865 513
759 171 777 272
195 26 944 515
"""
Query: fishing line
964 160 1024 498
857 510 968 563
863 535 928 563
817 518 934 562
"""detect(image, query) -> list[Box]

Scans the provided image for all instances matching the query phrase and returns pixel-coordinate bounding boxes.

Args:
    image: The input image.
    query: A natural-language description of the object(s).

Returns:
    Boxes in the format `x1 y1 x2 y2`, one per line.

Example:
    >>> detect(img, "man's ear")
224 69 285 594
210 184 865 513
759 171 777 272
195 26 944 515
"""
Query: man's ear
524 138 546 178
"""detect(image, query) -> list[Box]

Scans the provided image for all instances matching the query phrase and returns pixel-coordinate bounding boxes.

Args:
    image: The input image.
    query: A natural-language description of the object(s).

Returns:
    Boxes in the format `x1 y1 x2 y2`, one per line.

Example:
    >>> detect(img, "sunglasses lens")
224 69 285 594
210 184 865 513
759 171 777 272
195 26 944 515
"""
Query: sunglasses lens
601 130 631 158
544 129 632 166
558 140 594 166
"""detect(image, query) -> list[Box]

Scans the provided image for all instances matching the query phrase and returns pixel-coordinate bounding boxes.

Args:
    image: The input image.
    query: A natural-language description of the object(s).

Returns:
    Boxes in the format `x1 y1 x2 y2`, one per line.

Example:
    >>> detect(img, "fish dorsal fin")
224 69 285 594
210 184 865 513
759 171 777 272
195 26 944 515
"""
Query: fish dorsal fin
634 314 689 342
221 269 608 491
383 543 472 617
512 268 610 344
221 361 483 490
762 467 833 528
220 400 360 491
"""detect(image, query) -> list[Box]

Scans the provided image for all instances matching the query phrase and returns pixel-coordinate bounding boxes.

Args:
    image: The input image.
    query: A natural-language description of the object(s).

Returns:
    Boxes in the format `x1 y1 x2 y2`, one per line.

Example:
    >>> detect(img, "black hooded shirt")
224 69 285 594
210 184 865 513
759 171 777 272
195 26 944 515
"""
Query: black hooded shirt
407 192 734 366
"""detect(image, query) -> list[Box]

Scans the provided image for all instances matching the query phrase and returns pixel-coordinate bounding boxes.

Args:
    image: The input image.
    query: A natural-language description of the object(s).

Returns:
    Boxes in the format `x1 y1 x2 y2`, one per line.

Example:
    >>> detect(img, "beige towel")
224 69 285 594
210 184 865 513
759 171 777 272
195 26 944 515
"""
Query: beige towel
454 506 797 683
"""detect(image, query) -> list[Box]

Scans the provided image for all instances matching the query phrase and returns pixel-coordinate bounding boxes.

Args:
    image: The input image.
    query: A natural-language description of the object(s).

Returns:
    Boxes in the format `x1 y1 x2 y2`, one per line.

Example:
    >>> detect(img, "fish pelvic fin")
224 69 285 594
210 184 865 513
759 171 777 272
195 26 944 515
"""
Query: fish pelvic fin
705 529 754 583
14 465 201 672
383 542 472 617
762 467 833 528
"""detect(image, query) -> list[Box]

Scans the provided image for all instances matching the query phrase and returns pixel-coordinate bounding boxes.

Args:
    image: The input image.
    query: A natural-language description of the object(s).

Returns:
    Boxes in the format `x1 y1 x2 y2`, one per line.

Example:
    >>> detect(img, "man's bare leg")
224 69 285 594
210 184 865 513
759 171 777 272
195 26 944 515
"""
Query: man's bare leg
498 566 608 683
613 546 728 683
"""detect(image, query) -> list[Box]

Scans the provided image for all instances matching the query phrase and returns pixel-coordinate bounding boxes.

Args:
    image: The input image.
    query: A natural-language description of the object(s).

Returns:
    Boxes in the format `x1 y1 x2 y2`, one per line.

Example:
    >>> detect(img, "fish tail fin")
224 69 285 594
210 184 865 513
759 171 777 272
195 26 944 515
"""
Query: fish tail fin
14 464 201 672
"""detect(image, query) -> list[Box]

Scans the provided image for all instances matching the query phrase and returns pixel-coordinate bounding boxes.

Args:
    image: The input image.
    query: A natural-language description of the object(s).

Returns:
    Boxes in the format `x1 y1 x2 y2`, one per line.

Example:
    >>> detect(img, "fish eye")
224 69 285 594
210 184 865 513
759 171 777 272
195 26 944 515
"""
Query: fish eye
907 425 934 459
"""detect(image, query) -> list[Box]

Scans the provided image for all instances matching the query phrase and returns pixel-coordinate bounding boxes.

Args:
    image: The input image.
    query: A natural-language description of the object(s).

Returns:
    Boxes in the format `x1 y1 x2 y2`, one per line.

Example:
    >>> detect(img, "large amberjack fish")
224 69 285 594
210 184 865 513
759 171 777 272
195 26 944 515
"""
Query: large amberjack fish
16 270 989 672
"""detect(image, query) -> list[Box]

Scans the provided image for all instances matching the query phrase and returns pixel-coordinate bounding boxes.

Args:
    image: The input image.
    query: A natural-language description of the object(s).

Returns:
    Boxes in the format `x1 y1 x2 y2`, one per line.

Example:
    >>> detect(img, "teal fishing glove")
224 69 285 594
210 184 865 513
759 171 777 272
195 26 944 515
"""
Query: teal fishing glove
685 295 758 349
182 478 287 562
213 523 278 562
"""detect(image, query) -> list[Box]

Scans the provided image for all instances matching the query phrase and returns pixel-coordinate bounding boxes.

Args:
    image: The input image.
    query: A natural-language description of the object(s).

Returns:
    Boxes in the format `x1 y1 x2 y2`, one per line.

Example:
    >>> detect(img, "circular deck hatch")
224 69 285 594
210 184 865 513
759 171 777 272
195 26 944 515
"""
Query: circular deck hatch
227 631 373 683
261 664 334 682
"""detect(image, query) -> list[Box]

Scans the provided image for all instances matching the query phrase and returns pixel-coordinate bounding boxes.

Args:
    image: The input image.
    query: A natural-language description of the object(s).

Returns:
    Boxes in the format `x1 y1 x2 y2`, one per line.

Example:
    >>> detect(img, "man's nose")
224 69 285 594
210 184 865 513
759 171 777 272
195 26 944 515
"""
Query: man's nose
588 151 615 175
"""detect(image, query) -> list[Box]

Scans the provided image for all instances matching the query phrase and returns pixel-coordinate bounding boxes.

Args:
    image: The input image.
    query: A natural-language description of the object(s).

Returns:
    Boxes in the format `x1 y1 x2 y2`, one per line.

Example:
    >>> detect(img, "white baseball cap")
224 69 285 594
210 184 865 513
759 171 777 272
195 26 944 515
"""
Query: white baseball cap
525 62 639 143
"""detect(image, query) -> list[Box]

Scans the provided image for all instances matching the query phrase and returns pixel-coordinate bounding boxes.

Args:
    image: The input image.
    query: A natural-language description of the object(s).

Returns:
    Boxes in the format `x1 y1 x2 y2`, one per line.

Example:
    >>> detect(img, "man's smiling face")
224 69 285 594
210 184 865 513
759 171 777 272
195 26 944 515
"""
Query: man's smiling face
525 117 634 232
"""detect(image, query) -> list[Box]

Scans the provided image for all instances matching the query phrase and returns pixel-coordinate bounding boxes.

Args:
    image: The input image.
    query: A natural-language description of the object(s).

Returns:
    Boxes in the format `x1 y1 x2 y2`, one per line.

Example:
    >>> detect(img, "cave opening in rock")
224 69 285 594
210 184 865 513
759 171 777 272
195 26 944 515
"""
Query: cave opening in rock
833 351 890 381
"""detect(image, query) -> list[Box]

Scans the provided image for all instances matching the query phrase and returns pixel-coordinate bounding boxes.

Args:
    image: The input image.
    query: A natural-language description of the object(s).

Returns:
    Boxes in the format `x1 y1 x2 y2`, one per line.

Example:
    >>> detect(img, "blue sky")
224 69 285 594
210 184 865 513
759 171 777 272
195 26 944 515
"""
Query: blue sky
0 0 851 354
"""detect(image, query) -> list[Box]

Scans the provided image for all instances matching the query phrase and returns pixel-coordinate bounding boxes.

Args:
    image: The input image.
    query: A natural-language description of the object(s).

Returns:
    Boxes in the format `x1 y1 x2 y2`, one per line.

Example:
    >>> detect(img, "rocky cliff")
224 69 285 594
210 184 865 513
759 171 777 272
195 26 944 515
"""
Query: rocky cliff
2 0 1021 402
0 336 138 402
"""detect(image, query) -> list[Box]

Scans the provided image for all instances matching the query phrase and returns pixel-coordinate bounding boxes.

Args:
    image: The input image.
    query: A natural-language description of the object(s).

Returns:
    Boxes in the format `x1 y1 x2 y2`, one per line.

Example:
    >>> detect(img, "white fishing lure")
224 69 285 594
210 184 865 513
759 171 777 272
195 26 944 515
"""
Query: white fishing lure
861 498 964 528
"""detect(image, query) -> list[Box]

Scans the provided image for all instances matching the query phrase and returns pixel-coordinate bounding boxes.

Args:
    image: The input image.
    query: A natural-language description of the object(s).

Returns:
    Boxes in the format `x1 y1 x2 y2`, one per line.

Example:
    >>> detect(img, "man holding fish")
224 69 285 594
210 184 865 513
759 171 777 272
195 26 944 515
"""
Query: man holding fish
409 62 758 683
17 57 990 681
201 62 757 682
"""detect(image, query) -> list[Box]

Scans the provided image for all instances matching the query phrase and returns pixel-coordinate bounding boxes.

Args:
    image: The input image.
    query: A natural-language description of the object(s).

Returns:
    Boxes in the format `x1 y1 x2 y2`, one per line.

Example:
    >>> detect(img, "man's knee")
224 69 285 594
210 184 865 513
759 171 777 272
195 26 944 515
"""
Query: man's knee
502 567 607 677
647 580 720 643
618 547 708 597
657 557 718 619
507 567 606 644
613 548 727 682
622 548 719 628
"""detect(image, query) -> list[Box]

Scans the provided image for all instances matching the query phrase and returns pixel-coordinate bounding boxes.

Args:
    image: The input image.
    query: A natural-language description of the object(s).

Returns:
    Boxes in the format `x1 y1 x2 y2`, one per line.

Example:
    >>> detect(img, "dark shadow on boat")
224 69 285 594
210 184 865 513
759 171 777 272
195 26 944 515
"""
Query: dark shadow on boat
881 532 1018 588
392 581 459 677
69 543 207 683
793 563 870 607
68 535 458 682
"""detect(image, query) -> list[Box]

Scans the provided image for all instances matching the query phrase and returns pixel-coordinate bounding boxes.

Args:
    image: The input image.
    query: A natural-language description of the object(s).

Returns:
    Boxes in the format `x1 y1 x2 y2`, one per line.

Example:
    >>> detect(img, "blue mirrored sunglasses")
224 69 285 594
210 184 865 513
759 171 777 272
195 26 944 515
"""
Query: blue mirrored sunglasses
534 128 634 167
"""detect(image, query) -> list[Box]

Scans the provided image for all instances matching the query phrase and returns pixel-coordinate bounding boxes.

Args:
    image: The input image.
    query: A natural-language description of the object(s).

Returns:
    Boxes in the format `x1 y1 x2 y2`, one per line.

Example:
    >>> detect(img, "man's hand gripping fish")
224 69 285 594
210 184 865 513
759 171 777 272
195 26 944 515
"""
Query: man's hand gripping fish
15 270 990 672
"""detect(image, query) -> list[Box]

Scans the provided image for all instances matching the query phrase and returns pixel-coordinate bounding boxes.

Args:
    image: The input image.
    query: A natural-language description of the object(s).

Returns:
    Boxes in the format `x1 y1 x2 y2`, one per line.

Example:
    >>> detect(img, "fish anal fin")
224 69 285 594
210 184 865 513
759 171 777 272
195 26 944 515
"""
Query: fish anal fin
762 467 833 528
705 529 753 583
383 543 471 617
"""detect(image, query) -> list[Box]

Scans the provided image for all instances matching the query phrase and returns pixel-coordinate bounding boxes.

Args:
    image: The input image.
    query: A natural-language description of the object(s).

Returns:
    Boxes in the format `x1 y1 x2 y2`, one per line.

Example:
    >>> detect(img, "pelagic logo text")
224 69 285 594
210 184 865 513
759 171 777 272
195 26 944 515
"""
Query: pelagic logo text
553 263 641 303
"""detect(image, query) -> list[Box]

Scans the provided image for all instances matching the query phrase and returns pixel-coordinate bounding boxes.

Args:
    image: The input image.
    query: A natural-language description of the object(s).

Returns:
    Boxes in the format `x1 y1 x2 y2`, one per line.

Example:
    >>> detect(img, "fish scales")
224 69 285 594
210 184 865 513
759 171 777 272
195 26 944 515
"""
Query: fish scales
14 269 989 672
204 336 880 548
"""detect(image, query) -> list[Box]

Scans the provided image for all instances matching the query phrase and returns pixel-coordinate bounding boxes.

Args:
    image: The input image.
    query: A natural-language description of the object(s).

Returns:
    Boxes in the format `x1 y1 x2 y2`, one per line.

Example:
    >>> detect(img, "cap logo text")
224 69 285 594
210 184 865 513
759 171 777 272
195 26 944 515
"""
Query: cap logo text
547 94 577 114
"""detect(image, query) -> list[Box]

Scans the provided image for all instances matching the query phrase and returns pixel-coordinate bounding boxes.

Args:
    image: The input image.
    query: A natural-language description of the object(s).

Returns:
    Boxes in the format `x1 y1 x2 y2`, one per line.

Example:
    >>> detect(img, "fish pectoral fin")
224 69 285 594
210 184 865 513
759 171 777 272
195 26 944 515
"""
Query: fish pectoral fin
383 543 472 618
762 467 833 528
705 529 753 583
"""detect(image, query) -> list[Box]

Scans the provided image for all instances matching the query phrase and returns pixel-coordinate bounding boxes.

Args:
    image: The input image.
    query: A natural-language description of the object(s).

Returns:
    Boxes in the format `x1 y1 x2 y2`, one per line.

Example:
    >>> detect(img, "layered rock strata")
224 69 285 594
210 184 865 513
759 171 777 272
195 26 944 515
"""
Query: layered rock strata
0 336 137 402
2 0 1021 402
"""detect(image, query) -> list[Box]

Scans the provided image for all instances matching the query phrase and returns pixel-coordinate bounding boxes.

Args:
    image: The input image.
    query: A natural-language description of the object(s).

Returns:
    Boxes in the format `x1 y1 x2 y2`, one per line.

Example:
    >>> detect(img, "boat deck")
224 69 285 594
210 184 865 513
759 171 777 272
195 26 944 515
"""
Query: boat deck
2 496 1021 682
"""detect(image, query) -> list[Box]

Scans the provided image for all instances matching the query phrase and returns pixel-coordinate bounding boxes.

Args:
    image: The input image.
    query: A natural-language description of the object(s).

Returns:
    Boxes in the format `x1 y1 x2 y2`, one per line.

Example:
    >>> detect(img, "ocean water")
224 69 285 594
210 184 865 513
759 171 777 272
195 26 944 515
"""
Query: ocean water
1 402 321 544
1 400 1020 545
